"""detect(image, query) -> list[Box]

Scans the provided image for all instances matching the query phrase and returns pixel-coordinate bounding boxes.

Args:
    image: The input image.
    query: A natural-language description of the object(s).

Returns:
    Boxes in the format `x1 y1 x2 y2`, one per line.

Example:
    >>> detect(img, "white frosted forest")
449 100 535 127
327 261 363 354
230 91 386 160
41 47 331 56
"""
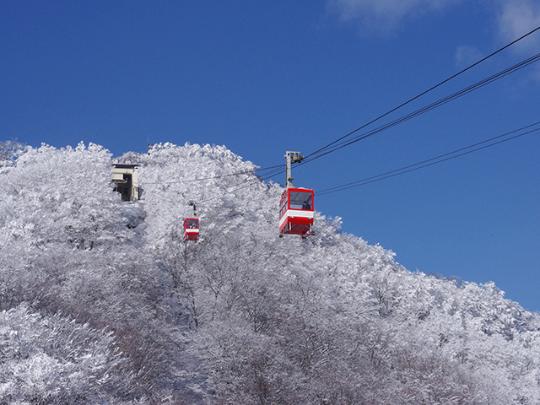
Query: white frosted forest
0 141 539 404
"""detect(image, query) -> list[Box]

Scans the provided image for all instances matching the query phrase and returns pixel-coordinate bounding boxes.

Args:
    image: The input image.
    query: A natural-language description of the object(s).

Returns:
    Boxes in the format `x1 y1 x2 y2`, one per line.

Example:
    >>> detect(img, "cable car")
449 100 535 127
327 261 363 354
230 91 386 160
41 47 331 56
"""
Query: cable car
279 187 314 237
279 151 314 237
183 217 199 241
183 201 199 242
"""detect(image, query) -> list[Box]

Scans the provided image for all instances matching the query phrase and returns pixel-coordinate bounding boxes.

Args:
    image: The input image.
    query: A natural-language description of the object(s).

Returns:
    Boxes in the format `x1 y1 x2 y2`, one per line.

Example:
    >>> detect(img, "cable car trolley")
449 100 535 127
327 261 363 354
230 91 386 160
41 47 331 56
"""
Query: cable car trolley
183 201 200 242
279 151 314 237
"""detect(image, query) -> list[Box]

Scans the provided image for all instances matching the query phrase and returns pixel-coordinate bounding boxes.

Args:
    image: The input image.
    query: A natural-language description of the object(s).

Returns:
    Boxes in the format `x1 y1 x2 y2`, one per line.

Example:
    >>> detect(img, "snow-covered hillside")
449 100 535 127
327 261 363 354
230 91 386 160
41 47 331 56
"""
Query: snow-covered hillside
1 142 539 404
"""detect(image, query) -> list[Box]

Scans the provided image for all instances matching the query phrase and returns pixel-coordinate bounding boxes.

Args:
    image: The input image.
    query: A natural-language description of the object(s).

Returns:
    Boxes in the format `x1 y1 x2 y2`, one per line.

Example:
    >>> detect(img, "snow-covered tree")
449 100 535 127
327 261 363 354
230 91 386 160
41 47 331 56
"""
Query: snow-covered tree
0 141 538 403
0 304 134 403
0 140 26 168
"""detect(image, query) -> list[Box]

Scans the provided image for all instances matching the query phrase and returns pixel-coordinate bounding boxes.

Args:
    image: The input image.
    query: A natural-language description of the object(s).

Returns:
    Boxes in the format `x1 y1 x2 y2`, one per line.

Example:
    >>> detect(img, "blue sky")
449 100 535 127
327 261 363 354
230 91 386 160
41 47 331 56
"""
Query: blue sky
2 1 540 309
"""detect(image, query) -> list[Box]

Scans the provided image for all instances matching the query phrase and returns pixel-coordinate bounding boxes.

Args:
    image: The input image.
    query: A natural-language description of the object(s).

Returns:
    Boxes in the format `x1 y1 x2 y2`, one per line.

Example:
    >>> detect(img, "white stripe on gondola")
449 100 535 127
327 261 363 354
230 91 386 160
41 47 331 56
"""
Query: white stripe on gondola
185 229 199 233
279 210 314 228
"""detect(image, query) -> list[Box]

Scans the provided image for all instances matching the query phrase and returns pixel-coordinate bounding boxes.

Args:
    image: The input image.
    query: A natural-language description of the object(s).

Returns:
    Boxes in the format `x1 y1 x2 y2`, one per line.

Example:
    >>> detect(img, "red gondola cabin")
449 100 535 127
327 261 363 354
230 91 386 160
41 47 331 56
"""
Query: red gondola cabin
183 217 200 241
279 187 314 237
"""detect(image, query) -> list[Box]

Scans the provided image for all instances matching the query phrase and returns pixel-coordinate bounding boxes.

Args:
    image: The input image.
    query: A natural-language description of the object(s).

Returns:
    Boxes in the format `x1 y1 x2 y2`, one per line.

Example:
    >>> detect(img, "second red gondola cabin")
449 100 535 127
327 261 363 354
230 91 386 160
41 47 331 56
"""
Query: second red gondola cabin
183 217 200 241
279 187 314 237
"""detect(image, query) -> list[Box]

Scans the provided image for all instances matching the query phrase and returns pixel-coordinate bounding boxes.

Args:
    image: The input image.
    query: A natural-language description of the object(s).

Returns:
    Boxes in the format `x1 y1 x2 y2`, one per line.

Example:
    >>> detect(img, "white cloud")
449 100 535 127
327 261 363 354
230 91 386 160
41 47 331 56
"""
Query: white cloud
330 0 540 80
455 45 483 67
330 0 540 44
329 0 461 31
496 0 540 82
329 0 540 82
497 0 540 52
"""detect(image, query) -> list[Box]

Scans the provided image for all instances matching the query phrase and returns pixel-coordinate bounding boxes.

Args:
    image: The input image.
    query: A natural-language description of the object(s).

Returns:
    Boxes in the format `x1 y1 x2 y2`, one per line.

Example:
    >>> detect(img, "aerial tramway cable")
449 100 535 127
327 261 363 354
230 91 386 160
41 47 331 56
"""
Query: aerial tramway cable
259 50 540 189
317 121 540 196
255 48 540 185
299 51 540 167
303 24 540 161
